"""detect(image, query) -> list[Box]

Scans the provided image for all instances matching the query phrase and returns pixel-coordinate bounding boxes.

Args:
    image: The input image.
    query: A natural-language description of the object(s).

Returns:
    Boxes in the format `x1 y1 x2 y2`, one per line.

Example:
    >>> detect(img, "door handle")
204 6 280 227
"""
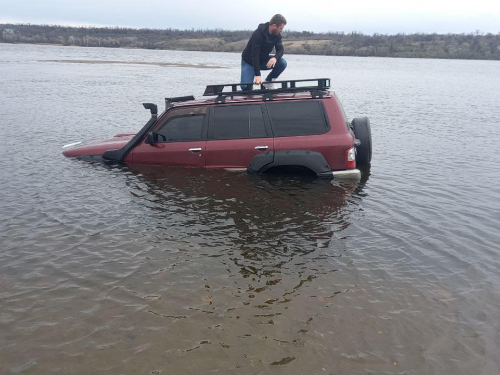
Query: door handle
255 145 269 151
189 148 202 152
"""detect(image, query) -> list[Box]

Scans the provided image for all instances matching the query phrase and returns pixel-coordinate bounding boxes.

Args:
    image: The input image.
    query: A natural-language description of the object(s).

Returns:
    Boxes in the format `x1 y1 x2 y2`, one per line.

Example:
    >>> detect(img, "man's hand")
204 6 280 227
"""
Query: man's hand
254 76 263 85
266 57 277 69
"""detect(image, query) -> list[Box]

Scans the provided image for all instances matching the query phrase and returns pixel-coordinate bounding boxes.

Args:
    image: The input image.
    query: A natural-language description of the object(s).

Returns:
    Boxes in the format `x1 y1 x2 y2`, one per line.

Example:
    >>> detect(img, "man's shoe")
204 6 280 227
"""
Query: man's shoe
263 79 277 90
263 82 277 89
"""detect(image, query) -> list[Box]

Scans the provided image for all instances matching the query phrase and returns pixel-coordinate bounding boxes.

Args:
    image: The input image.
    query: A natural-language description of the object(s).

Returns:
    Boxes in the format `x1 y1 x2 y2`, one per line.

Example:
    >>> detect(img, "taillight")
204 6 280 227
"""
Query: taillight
346 147 356 169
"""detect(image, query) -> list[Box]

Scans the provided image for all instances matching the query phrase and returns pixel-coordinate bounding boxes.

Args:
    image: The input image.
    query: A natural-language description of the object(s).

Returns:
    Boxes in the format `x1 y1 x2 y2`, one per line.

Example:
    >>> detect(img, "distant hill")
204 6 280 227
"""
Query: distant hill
1 24 499 60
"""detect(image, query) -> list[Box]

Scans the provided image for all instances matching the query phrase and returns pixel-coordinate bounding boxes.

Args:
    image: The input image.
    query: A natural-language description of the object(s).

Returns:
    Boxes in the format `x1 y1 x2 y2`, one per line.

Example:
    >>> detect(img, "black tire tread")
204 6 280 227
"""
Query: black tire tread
352 117 372 165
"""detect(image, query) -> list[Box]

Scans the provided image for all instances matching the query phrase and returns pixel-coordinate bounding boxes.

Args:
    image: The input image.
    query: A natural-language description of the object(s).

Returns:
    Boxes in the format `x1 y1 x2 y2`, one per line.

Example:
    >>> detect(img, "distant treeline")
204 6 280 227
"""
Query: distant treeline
2 24 500 60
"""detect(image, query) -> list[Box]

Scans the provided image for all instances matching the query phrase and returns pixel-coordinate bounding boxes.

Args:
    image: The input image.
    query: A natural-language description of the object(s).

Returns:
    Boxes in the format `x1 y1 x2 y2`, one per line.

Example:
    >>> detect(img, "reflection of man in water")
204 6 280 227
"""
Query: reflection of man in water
241 14 287 90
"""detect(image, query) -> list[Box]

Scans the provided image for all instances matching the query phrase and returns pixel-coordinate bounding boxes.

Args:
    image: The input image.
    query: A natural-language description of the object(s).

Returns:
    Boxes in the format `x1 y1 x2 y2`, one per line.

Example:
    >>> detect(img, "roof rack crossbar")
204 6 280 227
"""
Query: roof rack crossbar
203 78 330 98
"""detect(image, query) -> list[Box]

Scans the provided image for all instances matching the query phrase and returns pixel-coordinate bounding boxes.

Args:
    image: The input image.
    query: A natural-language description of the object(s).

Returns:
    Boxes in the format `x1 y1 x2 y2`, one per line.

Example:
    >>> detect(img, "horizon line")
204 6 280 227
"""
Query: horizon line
1 22 499 37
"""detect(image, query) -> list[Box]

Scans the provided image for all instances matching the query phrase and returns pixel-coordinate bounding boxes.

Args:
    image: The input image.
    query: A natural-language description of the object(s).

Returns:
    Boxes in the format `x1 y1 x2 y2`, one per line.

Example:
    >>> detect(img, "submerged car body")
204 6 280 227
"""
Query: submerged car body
63 78 371 179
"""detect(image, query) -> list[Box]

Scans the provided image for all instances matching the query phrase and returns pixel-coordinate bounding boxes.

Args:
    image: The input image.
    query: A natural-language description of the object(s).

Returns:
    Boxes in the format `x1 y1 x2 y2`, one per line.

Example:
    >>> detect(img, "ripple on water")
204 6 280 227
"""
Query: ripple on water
1 44 500 374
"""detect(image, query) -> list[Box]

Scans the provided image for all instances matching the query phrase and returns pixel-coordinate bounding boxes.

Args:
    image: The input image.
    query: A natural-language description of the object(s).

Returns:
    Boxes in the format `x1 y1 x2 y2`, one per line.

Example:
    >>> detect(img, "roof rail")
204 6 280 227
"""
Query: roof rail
165 95 195 109
203 78 331 99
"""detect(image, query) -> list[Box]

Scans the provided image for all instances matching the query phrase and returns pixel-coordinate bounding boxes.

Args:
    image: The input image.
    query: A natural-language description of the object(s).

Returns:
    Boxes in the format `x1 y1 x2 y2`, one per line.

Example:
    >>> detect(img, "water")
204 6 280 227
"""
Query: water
1 43 500 374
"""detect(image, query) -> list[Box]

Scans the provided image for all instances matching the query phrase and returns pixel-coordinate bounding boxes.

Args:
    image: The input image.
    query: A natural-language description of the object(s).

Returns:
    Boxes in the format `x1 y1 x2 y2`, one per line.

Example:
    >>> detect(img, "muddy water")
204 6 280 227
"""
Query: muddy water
1 44 500 374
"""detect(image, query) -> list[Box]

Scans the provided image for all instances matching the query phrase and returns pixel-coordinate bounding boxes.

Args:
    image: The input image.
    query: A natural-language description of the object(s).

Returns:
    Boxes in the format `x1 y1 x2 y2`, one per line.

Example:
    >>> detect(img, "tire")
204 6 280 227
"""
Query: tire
351 117 372 165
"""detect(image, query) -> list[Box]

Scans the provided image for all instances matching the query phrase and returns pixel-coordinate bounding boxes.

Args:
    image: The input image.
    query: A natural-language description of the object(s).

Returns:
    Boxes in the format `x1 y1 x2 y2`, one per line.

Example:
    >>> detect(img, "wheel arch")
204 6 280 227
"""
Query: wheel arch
247 150 332 178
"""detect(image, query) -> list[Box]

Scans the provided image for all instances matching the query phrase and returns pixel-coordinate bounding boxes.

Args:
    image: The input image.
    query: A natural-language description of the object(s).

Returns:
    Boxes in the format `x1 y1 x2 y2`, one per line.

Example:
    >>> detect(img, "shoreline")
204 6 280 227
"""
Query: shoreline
2 39 499 62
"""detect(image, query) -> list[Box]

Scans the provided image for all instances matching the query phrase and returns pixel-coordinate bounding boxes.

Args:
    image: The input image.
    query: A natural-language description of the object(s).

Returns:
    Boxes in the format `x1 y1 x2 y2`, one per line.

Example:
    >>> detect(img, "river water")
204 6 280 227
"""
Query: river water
1 44 500 374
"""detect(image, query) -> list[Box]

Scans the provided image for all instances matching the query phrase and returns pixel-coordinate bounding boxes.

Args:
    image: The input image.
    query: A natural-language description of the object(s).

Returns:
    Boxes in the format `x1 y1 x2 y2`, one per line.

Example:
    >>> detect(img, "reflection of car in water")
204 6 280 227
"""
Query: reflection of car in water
120 164 369 260
110 165 373 364
63 79 372 180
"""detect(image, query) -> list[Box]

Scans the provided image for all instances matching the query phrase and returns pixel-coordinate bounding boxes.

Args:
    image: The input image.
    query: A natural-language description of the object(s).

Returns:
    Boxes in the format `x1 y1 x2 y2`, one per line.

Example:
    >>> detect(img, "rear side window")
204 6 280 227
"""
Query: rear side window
267 101 329 137
249 105 266 138
213 105 267 139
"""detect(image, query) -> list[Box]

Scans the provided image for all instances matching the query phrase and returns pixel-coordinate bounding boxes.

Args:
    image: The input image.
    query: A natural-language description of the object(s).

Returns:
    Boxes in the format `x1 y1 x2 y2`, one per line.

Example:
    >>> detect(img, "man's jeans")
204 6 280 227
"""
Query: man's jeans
240 55 287 90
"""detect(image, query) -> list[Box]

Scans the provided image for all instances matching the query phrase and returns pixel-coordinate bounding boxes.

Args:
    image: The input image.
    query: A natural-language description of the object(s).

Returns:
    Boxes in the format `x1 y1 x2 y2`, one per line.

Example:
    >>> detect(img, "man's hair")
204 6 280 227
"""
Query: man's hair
270 14 287 26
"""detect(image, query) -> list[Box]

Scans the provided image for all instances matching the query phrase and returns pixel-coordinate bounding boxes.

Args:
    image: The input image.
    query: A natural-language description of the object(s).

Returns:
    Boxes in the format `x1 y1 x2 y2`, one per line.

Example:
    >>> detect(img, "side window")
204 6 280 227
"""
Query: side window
267 101 329 137
213 105 268 140
156 107 207 142
249 105 266 138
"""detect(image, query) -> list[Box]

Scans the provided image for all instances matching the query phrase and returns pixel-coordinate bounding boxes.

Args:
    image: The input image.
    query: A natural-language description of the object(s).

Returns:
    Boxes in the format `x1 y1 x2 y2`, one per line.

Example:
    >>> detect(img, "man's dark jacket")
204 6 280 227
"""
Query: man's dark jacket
242 22 284 77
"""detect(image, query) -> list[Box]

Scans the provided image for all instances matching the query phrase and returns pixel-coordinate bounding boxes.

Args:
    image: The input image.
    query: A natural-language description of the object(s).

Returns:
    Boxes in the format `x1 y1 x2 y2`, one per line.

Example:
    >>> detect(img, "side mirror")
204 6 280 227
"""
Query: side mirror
146 132 157 145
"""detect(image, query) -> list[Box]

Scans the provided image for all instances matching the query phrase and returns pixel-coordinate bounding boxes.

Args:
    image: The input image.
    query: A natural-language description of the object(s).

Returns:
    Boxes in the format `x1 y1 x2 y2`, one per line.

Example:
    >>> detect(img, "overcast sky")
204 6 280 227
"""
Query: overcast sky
1 0 499 35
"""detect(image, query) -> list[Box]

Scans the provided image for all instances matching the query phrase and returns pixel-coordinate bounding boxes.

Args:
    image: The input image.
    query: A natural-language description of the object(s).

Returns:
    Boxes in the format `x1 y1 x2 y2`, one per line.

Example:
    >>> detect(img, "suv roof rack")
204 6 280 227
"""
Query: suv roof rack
203 78 331 103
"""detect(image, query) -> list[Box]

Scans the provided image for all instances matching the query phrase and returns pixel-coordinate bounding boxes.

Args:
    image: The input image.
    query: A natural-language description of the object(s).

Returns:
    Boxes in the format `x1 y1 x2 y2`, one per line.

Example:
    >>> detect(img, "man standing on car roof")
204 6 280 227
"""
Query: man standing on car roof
241 14 287 90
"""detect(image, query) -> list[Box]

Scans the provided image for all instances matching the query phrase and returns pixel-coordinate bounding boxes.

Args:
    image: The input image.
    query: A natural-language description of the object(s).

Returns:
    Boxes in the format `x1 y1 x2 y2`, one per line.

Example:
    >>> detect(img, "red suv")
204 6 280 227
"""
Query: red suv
62 78 371 179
